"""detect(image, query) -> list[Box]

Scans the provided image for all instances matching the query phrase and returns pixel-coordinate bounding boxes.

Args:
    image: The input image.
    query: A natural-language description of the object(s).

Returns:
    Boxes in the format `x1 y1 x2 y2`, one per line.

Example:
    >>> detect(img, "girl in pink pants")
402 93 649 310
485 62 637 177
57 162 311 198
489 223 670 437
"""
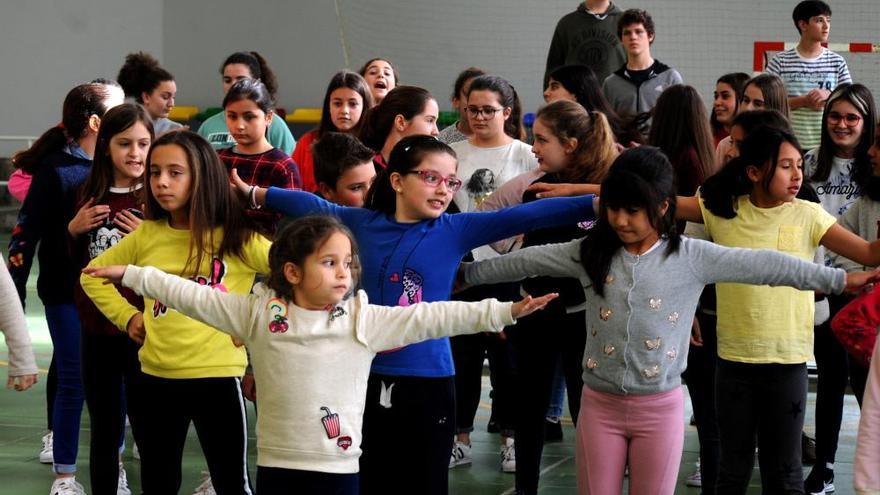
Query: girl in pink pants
463 146 878 495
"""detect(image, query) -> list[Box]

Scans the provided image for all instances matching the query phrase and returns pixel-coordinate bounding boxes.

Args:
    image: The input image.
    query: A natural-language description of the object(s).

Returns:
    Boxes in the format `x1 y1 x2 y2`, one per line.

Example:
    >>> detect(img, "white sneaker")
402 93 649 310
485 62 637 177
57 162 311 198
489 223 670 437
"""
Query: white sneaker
50 477 85 495
685 459 701 487
449 441 472 468
117 464 131 495
685 468 702 487
193 471 216 495
500 437 516 473
40 432 54 464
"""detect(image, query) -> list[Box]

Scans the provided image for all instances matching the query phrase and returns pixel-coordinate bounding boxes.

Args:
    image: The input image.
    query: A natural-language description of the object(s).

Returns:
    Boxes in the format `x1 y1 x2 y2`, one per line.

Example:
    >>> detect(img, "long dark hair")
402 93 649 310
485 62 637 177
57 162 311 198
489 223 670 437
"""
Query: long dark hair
365 135 456 215
702 125 801 219
580 146 679 297
268 216 361 300
14 81 121 173
466 75 525 141
359 86 435 151
811 83 876 188
648 85 717 187
317 71 373 138
117 52 174 103
221 51 278 100
145 131 256 277
82 103 154 204
548 64 642 145
710 72 751 134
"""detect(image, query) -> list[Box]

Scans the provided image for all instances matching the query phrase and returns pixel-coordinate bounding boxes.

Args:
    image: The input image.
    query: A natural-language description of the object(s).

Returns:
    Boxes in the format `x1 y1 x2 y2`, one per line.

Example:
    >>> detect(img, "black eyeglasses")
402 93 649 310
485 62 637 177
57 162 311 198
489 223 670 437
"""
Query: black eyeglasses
402 170 463 192
465 106 504 118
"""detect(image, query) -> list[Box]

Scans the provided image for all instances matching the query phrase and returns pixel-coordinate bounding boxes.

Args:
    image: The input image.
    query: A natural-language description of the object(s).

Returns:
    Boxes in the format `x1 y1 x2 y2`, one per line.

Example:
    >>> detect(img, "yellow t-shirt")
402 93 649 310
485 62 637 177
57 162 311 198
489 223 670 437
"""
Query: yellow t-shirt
81 219 271 378
700 196 836 363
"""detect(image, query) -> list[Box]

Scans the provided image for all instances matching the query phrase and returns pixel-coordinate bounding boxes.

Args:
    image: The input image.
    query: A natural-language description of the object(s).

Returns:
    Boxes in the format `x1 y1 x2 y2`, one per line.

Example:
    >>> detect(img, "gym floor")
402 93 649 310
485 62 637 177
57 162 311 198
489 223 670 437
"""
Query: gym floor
0 266 862 494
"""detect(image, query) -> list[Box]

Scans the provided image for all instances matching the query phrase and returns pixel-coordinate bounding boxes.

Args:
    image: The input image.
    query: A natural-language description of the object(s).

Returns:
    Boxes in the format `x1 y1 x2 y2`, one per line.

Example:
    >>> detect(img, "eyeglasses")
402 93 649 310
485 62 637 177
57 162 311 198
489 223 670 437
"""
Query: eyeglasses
827 112 862 126
465 106 504 118
403 170 463 192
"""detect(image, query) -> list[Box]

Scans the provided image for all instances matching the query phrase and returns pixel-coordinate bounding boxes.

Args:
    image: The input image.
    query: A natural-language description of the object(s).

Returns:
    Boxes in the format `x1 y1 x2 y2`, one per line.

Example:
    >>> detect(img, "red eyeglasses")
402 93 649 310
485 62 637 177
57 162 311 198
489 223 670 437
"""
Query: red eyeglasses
403 170 463 192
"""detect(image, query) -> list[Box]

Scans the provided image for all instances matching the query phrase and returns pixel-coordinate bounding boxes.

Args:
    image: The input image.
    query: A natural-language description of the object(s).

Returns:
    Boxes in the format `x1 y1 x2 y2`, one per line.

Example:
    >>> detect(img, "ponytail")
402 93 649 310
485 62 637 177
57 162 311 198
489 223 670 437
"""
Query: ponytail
358 86 434 152
535 101 617 183
14 81 119 173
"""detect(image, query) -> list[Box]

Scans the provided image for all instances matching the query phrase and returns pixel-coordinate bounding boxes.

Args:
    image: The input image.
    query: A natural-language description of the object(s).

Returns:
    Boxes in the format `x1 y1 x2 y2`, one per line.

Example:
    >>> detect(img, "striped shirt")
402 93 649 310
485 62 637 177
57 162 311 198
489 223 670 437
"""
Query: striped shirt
766 47 851 150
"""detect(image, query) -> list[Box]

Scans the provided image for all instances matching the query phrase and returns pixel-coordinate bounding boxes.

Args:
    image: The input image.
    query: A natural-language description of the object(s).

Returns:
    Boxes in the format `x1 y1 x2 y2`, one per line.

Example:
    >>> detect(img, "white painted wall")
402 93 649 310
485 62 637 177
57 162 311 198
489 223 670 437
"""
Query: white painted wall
0 0 163 154
3 0 880 149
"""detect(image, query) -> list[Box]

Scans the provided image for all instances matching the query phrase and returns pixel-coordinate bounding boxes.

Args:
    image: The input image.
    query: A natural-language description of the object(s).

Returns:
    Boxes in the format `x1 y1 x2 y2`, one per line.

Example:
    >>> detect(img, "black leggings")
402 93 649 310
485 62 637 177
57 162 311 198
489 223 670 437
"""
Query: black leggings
359 374 454 495
509 306 585 494
81 331 142 495
128 374 253 495
683 312 719 495
716 359 807 494
451 282 519 436
257 466 358 495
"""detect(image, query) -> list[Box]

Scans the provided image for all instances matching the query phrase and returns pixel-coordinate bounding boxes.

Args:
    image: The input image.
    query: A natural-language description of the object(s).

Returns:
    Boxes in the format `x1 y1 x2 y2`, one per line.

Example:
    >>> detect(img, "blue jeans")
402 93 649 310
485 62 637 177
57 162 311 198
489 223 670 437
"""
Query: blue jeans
45 304 84 474
545 357 566 419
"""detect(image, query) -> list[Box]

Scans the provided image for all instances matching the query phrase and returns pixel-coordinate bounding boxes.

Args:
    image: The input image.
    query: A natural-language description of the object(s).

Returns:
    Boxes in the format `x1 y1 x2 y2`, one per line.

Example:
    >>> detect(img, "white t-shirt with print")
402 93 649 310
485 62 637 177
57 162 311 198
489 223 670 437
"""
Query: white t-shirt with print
449 139 538 213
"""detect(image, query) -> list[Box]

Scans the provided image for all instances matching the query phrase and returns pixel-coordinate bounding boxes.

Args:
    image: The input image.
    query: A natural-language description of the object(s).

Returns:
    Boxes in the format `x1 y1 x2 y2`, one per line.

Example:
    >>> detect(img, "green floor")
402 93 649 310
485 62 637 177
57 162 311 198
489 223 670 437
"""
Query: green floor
0 255 863 494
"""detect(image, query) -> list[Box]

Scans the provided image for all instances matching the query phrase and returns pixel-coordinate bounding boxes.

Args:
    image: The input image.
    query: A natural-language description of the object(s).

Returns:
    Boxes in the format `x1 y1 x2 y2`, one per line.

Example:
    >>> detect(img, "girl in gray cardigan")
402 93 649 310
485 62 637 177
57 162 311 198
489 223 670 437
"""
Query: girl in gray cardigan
462 146 878 495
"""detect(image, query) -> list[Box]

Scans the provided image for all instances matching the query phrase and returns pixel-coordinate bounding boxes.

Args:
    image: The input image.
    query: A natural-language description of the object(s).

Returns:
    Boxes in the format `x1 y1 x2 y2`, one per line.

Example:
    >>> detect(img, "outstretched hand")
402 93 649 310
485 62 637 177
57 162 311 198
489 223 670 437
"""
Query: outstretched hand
82 265 128 285
511 293 558 319
844 267 880 293
526 182 600 199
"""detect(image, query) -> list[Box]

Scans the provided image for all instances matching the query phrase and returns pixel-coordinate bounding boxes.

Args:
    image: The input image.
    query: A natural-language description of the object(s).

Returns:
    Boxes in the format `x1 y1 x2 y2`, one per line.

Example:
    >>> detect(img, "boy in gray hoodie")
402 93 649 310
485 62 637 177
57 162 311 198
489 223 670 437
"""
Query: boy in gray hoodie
601 9 682 117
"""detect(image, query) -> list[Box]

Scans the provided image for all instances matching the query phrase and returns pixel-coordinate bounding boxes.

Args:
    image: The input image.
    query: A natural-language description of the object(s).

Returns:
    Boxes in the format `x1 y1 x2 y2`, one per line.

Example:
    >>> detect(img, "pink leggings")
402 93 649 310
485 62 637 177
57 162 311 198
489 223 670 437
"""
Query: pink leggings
576 385 684 495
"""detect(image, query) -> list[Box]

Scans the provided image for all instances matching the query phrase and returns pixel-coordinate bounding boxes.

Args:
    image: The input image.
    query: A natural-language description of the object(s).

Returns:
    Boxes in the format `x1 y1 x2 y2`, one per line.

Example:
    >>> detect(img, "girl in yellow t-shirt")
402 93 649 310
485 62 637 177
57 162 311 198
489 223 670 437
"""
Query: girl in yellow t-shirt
81 130 270 495
678 124 880 493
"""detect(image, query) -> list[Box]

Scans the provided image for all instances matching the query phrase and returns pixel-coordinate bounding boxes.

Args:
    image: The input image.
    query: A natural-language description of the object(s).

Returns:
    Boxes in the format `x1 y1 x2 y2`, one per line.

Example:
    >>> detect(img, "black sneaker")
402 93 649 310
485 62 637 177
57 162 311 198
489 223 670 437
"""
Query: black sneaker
804 465 834 494
802 433 817 465
544 418 563 442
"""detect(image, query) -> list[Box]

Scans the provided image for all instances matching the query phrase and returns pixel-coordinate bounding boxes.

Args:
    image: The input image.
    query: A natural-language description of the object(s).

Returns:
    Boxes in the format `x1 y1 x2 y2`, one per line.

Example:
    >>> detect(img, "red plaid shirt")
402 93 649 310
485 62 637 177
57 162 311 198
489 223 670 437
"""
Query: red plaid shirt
219 147 301 237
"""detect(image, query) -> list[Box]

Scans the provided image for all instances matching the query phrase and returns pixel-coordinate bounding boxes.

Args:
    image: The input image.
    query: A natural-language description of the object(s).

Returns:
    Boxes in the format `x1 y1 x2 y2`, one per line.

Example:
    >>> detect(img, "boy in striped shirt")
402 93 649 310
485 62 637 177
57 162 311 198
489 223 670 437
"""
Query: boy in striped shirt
766 0 851 150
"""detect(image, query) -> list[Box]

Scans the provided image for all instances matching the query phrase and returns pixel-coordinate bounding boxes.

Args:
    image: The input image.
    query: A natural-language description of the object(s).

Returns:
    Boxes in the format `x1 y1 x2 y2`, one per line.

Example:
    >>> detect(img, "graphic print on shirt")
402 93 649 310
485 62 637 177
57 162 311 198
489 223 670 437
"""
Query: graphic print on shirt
153 257 229 318
814 164 861 216
465 168 496 207
378 268 425 355
87 209 144 260
266 297 289 333
320 406 341 439
398 268 424 306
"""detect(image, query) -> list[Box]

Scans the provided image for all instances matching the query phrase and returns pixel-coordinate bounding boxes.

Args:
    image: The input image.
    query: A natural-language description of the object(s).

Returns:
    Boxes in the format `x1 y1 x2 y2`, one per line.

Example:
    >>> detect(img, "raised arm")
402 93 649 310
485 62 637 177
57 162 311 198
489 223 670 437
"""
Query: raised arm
118 265 257 342
358 291 556 352
821 223 880 268
464 239 584 287
457 195 595 252
676 196 704 224
687 238 847 293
